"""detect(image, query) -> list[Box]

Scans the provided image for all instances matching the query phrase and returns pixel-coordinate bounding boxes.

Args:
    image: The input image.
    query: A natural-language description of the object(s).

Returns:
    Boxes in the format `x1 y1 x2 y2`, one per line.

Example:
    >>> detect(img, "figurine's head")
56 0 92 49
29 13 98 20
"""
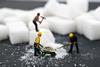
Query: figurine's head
37 13 40 16
68 33 74 38
37 32 42 37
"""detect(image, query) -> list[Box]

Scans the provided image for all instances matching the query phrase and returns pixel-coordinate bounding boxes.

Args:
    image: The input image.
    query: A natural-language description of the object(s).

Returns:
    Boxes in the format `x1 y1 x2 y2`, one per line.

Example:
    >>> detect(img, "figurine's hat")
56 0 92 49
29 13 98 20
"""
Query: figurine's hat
68 33 74 38
37 32 42 36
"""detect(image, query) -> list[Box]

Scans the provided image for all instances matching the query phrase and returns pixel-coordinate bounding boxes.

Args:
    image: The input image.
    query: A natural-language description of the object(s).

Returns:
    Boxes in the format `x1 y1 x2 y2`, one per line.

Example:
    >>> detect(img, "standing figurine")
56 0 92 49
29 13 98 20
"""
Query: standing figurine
34 32 42 56
68 33 79 54
33 13 45 32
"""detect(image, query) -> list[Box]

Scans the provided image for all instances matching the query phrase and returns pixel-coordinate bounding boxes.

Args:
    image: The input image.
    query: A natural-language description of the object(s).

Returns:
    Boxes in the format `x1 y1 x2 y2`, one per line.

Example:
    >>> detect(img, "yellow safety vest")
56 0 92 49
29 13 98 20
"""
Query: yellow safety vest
34 37 40 44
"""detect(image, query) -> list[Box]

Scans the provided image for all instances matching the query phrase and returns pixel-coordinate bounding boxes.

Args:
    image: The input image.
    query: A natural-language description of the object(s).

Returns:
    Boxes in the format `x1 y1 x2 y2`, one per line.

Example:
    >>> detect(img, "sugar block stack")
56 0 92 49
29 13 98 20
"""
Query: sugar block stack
44 0 89 19
44 0 58 16
13 9 31 25
83 19 100 40
29 29 55 45
66 0 89 18
44 0 72 19
89 7 100 21
3 16 22 24
4 17 29 44
43 0 89 35
0 8 16 24
76 8 100 40
47 17 76 35
66 0 89 19
85 7 100 40
75 13 94 34
0 25 8 41
1 0 100 44
0 8 32 25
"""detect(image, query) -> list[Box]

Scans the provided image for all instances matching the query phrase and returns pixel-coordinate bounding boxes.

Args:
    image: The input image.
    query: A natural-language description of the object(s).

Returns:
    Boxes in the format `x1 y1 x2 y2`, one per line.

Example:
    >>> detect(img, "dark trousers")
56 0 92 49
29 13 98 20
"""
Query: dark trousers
68 42 79 53
33 21 39 32
34 47 40 56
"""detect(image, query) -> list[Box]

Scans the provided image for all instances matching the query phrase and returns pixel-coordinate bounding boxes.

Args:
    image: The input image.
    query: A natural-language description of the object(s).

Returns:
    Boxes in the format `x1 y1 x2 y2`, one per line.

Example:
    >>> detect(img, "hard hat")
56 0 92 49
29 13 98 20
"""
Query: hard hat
68 33 74 38
37 32 42 36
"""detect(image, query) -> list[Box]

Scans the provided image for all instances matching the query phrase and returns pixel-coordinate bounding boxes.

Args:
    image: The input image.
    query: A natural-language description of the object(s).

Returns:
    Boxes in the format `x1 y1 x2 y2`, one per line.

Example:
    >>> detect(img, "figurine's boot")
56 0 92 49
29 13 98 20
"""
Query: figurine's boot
34 52 38 56
68 50 72 53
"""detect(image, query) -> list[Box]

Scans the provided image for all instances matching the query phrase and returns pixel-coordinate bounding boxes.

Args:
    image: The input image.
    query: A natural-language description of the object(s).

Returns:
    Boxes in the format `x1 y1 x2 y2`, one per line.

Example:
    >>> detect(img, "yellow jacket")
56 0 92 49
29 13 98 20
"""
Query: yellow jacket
34 36 40 44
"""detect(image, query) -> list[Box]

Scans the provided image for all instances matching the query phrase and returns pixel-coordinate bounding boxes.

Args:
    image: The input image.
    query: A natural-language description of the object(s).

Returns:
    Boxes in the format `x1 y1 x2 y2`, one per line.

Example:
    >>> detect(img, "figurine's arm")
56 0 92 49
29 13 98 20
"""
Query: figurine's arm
38 16 45 24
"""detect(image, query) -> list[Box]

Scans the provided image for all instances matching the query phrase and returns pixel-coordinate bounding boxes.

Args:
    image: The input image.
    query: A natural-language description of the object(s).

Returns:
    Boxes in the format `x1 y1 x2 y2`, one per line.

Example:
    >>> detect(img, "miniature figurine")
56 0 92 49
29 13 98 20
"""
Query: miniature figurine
33 13 45 32
67 33 79 54
34 32 42 56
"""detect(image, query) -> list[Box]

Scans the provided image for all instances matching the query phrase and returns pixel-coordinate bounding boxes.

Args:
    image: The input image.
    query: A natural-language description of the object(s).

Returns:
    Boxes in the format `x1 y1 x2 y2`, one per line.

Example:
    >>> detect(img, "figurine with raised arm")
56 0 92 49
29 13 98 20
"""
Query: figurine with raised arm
33 13 45 32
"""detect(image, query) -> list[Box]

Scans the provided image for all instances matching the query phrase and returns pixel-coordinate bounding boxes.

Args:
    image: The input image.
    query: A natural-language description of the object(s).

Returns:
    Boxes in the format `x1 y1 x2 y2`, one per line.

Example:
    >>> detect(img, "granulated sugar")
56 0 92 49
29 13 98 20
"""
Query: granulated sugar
20 43 68 66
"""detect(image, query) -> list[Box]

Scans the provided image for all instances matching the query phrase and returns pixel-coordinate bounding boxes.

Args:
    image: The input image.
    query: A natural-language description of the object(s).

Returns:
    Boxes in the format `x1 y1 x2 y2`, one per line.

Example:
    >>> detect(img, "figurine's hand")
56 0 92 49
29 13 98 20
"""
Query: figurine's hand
66 42 71 46
41 16 46 19
39 21 42 24
42 17 45 19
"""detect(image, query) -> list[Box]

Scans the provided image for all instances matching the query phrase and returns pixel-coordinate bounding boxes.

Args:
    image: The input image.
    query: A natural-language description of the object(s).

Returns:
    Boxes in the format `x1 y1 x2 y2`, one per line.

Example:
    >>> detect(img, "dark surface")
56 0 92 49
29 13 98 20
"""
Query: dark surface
0 1 46 10
0 1 100 10
0 1 100 67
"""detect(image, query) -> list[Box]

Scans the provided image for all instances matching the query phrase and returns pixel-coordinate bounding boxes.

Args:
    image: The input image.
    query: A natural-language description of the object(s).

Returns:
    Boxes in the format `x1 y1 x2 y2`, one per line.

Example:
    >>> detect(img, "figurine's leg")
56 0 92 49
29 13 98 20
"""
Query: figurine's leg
34 44 38 56
37 48 41 54
34 47 38 56
33 21 39 32
75 43 79 53
35 23 39 32
68 44 73 53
